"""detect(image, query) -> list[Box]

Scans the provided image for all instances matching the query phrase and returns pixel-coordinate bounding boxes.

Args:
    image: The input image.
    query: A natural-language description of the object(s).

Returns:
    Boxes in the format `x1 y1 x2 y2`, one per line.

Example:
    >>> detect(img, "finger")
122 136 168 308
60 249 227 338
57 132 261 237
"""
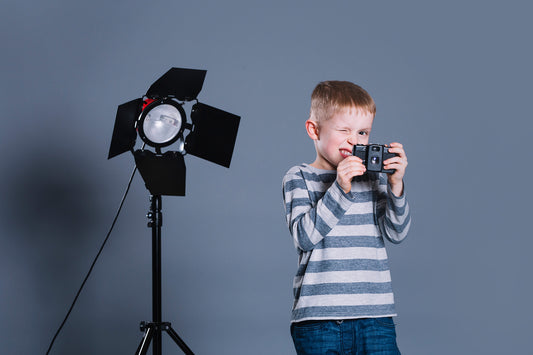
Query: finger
339 167 366 178
388 143 405 155
389 142 403 149
340 155 364 164
384 156 407 165
383 164 401 172
384 157 407 167
384 161 407 171
383 163 406 171
338 159 365 172
387 149 404 158
339 164 366 177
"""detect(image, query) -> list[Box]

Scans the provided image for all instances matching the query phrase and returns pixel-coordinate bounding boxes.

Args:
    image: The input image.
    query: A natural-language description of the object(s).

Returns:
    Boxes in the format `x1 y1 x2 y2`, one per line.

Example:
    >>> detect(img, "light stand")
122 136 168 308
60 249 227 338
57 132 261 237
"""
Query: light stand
135 195 193 355
108 68 241 355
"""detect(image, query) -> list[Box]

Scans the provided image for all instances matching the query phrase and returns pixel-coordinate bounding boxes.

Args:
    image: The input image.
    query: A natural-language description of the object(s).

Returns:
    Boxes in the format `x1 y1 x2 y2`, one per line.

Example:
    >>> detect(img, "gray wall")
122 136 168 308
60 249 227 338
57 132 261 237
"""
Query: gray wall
1 1 531 354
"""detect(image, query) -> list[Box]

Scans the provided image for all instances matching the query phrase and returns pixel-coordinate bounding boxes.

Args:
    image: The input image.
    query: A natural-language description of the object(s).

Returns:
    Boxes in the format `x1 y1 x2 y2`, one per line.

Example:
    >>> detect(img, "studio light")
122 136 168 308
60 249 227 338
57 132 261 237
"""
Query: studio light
107 67 241 355
108 67 241 196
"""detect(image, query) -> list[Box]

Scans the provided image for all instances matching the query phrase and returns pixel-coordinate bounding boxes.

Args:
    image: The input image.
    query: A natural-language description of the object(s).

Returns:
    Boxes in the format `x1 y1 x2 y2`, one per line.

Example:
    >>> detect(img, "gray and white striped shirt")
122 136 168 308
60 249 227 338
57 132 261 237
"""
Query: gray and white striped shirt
282 164 411 323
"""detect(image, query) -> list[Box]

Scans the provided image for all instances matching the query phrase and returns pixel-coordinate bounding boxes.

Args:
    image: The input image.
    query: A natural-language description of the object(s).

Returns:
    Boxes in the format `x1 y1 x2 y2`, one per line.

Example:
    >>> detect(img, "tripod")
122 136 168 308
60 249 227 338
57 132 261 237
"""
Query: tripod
135 195 194 355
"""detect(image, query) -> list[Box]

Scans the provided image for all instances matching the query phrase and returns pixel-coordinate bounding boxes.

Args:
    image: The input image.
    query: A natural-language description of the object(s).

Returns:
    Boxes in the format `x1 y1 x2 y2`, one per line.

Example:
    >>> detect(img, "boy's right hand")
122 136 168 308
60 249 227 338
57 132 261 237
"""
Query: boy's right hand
336 156 366 193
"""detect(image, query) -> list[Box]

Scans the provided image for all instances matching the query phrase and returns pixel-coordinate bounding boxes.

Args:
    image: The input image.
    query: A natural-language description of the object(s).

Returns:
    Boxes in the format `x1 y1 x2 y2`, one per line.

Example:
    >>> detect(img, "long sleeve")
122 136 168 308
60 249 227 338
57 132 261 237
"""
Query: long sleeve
282 166 353 251
375 175 411 244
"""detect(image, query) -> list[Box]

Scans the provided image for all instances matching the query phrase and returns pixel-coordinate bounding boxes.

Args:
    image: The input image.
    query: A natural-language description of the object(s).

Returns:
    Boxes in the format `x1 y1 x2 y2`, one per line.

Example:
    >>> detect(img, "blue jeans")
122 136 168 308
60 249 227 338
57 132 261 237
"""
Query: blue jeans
291 318 400 355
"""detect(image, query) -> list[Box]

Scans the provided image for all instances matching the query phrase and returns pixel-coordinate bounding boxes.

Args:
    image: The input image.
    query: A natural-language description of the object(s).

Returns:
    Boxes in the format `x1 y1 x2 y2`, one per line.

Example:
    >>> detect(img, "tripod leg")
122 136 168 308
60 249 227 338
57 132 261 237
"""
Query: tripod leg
135 325 154 355
164 325 195 355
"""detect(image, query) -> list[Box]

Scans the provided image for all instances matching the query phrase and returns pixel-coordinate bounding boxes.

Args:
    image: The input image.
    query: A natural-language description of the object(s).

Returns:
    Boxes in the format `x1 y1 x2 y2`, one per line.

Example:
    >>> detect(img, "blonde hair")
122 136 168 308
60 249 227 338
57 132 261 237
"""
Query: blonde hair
310 81 376 122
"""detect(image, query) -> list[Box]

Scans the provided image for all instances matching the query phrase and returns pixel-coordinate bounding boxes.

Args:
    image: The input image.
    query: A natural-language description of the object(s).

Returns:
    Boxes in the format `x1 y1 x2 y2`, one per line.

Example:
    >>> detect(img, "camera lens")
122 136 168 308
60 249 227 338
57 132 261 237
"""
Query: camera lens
371 156 380 164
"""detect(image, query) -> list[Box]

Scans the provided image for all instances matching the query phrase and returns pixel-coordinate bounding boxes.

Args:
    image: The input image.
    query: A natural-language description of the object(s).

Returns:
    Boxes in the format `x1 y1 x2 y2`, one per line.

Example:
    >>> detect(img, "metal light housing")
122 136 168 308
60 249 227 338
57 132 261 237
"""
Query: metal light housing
108 67 241 196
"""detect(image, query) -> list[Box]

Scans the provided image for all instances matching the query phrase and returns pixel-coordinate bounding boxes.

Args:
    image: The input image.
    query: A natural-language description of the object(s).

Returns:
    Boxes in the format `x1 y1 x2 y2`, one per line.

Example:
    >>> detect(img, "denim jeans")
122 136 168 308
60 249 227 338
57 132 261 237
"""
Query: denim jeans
291 317 400 355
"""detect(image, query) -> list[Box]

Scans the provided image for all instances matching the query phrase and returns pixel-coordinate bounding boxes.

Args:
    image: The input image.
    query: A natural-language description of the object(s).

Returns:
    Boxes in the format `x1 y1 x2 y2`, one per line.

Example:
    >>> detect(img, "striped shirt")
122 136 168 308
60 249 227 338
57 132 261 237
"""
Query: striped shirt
282 164 411 323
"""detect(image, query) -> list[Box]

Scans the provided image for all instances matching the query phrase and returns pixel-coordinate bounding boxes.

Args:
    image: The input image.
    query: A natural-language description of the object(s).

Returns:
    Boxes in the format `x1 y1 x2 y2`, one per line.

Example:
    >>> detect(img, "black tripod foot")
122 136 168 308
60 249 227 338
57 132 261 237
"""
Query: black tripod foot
135 321 194 355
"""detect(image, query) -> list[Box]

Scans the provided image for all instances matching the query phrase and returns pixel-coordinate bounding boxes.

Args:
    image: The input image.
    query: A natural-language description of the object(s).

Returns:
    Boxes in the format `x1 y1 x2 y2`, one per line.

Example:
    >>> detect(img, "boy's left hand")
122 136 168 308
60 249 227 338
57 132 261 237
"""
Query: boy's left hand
384 142 408 197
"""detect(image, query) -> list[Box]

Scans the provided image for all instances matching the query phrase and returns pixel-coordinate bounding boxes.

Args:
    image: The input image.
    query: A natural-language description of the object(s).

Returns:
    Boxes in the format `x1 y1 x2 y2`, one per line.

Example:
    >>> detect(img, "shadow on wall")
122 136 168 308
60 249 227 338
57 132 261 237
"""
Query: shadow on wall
4 145 103 246
1 141 113 353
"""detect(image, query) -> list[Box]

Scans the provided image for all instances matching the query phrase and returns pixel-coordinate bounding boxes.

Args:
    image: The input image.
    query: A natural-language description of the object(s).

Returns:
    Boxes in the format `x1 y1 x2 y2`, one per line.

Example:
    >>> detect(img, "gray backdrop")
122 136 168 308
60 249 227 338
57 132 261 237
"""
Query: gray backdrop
1 1 531 354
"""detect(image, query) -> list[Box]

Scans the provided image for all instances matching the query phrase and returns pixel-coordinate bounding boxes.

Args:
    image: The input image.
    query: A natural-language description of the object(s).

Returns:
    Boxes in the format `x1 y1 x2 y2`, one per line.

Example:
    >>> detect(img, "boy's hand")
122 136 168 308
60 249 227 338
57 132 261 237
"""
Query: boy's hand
384 142 408 196
336 156 366 193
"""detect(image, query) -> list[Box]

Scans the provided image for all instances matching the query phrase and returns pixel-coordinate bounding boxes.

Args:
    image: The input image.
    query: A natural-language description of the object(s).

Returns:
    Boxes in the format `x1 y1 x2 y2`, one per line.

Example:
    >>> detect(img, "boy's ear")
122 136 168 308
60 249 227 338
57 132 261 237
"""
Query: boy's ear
305 119 319 140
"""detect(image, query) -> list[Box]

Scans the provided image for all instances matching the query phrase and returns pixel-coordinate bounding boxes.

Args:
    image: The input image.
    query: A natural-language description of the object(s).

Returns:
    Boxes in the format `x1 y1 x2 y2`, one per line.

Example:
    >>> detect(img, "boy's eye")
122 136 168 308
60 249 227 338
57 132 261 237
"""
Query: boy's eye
359 131 368 136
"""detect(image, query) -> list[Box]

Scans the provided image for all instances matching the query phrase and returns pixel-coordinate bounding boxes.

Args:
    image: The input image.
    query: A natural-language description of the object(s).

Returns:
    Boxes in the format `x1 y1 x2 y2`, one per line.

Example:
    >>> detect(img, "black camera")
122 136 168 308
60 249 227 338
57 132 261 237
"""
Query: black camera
352 144 398 174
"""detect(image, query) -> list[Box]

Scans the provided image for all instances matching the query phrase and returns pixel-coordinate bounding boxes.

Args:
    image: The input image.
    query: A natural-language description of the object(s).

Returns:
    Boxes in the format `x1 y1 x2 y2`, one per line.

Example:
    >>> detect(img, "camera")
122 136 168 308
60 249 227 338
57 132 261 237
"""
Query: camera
352 144 398 174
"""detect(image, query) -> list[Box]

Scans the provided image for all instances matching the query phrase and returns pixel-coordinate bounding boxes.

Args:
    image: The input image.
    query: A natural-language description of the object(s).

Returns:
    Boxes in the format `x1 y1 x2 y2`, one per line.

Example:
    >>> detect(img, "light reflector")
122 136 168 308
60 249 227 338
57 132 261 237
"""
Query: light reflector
185 102 241 168
143 104 183 144
137 99 186 148
146 68 207 101
133 150 186 196
108 98 143 159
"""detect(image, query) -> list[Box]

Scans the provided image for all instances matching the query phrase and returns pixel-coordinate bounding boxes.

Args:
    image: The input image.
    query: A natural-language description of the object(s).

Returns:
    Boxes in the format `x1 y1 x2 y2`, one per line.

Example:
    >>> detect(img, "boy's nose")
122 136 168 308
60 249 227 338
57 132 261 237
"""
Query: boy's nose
347 135 358 145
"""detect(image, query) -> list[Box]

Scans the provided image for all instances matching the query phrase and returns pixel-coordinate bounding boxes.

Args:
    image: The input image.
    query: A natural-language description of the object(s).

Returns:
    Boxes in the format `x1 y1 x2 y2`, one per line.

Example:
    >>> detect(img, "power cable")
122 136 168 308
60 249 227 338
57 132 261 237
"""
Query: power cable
45 164 137 354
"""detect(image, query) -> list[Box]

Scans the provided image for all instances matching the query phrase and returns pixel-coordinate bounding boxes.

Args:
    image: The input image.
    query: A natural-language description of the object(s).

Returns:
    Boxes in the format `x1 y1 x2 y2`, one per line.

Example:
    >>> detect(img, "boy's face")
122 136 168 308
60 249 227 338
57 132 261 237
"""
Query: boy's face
306 107 374 170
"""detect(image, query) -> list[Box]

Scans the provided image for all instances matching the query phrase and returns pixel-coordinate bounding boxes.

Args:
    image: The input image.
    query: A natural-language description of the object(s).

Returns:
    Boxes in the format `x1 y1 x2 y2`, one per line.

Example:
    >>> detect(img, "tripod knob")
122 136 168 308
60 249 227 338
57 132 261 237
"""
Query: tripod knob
147 212 154 227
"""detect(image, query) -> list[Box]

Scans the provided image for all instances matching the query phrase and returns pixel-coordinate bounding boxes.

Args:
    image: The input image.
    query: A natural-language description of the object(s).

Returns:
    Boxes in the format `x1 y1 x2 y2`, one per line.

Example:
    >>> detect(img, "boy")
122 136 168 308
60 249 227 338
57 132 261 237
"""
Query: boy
282 81 411 354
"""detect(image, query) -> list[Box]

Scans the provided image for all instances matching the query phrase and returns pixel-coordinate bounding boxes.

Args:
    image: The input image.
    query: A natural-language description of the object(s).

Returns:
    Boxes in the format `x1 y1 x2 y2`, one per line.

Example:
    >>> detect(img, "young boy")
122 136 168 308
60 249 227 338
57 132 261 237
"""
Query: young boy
282 81 411 354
